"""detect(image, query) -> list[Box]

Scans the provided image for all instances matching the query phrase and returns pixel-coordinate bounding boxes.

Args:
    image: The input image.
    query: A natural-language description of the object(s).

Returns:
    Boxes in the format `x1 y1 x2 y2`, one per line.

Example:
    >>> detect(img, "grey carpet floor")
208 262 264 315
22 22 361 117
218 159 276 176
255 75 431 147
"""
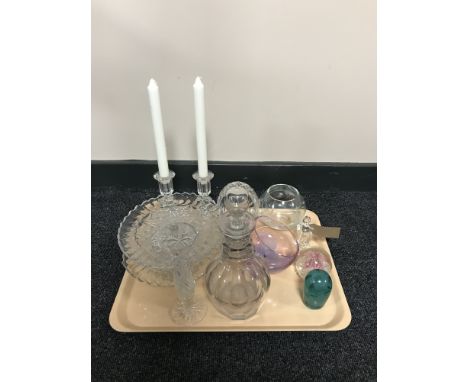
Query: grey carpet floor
92 185 377 381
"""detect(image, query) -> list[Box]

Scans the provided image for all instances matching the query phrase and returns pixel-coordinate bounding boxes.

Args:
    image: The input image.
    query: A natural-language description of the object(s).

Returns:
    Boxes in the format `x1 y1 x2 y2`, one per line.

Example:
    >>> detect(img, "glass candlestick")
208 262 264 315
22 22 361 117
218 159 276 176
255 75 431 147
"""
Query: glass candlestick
153 169 209 324
192 171 217 214
192 171 214 197
153 170 176 196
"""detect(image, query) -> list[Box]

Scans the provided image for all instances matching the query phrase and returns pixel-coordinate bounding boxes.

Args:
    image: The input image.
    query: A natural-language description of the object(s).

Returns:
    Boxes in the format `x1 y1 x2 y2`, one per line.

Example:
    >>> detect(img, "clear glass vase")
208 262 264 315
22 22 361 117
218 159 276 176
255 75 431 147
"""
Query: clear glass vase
259 184 306 235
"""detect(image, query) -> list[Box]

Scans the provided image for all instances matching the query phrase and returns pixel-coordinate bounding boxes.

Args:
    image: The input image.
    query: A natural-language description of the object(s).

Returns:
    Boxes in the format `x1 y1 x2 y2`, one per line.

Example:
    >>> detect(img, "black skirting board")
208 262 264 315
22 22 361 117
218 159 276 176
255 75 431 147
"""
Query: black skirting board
91 160 376 192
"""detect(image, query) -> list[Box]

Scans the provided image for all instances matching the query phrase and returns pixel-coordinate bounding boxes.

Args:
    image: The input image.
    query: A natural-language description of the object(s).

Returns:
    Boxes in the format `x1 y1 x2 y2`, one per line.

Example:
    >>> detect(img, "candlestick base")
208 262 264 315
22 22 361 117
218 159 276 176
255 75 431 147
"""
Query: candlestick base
153 170 176 196
192 171 214 197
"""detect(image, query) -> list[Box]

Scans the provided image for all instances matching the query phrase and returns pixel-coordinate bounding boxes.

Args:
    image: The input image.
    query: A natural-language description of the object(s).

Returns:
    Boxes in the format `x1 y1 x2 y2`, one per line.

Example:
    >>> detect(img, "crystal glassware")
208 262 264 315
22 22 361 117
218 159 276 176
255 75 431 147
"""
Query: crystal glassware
204 182 270 320
251 216 299 272
118 171 222 325
299 215 314 249
259 184 306 235
217 181 259 217
295 247 332 279
192 170 215 203
303 269 333 309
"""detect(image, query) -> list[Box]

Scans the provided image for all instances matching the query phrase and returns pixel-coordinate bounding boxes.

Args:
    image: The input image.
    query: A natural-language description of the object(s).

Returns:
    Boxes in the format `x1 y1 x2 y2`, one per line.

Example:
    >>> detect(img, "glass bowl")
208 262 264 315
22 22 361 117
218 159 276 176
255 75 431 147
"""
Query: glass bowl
295 247 333 279
251 216 299 272
259 184 306 233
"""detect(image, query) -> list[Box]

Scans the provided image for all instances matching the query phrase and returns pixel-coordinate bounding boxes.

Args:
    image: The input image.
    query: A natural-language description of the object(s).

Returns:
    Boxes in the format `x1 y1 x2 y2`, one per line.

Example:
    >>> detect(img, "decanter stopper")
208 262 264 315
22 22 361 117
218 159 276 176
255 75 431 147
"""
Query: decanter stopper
217 181 259 217
217 181 258 248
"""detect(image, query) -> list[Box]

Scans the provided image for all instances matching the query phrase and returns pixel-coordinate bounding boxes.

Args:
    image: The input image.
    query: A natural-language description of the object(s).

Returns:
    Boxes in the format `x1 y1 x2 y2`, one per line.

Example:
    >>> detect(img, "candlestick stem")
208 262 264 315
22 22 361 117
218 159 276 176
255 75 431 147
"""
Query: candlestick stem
192 171 214 197
154 170 176 196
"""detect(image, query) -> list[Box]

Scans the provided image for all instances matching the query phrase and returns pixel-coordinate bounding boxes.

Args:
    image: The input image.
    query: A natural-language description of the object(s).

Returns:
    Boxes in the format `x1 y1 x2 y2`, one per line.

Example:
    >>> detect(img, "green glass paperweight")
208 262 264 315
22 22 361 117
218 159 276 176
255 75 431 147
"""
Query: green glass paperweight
303 269 332 309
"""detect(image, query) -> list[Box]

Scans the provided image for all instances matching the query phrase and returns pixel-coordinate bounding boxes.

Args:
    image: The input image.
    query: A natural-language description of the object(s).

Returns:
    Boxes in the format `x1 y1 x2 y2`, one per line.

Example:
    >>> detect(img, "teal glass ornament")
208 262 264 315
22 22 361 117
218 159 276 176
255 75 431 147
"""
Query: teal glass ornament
303 269 332 309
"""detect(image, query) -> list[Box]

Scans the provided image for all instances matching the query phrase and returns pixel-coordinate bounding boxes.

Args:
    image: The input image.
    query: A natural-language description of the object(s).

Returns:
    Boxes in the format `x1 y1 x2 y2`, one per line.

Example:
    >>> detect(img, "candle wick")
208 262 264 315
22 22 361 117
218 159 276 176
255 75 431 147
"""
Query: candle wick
194 76 203 87
148 78 158 89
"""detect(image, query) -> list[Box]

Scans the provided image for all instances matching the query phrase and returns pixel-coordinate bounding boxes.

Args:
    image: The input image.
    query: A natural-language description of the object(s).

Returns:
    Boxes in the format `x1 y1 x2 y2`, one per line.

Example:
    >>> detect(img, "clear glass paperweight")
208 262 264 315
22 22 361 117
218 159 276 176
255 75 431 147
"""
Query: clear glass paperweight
295 247 332 279
118 171 222 325
204 182 270 320
259 184 306 234
251 216 299 272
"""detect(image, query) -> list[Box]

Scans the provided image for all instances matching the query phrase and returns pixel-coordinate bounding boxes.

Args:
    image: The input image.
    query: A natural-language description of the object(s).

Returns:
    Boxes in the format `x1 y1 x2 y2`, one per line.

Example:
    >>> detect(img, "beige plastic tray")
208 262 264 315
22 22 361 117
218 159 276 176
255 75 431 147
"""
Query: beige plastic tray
109 210 351 332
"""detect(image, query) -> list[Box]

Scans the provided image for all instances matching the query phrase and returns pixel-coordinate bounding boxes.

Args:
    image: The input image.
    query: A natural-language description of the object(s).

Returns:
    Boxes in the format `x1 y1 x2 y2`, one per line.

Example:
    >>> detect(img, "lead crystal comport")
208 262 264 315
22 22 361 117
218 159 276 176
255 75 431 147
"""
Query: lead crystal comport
117 171 222 325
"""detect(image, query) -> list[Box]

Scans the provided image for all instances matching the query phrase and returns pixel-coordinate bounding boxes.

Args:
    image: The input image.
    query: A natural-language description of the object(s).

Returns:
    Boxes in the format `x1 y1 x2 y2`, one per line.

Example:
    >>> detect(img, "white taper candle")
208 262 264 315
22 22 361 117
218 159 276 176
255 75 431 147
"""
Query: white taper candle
193 76 208 178
147 78 169 177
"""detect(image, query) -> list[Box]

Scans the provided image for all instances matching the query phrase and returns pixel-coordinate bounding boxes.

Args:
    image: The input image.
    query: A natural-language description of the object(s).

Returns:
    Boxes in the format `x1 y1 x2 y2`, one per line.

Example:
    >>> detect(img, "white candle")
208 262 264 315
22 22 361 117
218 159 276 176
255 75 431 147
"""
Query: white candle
193 76 208 178
147 78 169 177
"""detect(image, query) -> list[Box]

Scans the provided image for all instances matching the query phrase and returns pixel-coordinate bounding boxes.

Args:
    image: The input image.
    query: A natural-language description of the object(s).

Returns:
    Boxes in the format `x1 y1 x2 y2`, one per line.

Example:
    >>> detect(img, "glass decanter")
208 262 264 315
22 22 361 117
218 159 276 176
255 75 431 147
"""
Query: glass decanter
204 182 270 320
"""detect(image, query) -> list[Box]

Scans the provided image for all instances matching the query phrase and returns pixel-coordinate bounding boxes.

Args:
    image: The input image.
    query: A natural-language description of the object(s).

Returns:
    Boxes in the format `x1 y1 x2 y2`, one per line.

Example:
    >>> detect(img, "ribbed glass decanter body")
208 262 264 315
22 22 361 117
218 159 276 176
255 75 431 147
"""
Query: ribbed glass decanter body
205 237 270 320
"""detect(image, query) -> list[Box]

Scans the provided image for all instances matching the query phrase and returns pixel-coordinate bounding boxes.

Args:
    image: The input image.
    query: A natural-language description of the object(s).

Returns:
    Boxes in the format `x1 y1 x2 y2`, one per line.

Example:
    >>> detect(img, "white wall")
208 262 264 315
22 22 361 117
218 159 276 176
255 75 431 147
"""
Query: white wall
92 0 376 162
